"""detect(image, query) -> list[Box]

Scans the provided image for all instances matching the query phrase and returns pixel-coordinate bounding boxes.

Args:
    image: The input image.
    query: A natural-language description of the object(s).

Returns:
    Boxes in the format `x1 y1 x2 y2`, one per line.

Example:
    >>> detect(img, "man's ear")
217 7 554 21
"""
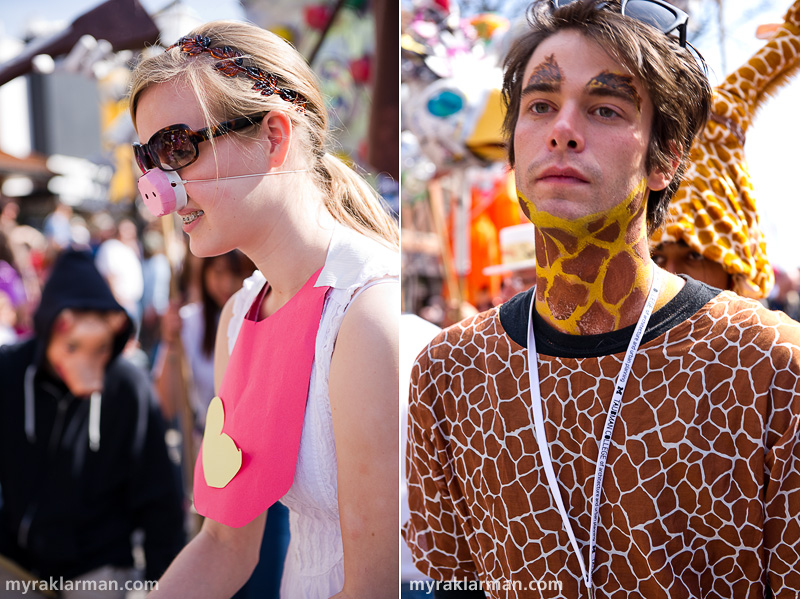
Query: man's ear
259 111 293 169
647 143 682 192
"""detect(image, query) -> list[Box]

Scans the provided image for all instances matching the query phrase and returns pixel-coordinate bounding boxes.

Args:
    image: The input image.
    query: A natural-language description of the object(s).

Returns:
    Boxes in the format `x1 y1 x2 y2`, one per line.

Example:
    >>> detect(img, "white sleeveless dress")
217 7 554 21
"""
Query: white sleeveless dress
226 226 399 599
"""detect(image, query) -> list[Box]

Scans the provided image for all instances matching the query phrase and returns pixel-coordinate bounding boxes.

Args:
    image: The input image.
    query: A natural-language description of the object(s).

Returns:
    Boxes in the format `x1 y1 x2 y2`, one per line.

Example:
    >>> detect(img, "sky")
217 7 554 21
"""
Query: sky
0 0 246 40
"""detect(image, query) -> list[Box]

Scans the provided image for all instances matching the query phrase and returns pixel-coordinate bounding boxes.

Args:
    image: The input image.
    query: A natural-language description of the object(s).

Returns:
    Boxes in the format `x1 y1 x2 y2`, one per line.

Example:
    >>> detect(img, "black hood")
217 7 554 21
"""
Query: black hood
33 248 133 367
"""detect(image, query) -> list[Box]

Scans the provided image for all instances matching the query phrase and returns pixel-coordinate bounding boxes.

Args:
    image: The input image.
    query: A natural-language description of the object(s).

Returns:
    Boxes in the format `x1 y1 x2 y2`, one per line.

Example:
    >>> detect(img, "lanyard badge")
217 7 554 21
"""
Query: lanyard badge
526 269 662 595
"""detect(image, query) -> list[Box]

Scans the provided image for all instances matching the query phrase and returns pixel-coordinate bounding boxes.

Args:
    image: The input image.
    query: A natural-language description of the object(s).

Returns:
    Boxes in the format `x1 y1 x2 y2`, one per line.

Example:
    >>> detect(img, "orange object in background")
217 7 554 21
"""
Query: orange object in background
447 170 522 311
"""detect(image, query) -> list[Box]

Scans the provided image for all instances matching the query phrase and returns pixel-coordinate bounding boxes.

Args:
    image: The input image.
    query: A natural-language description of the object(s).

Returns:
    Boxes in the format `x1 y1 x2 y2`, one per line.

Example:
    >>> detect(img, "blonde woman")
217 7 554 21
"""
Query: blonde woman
130 21 399 599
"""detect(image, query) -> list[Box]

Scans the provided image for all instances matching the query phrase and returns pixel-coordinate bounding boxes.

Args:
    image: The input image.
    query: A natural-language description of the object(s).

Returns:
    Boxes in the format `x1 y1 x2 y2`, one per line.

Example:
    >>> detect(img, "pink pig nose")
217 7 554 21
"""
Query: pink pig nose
137 169 187 217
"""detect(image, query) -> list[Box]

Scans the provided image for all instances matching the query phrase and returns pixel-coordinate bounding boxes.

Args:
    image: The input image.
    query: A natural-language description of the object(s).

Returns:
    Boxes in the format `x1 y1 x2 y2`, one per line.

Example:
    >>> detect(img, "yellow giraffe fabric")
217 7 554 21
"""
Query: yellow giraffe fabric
651 0 800 298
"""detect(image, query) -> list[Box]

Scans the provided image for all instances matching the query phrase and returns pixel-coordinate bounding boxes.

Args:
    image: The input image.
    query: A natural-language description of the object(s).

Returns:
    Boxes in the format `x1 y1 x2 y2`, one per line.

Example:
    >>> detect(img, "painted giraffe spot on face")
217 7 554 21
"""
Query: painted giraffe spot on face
535 227 560 266
518 194 534 223
595 221 622 243
619 285 647 323
587 216 608 234
525 53 562 90
586 71 641 112
625 206 647 246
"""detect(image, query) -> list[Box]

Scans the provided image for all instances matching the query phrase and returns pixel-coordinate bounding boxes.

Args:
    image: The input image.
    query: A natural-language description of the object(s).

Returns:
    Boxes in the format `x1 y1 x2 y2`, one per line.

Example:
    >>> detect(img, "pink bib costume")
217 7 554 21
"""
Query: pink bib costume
193 268 329 526
216 226 398 599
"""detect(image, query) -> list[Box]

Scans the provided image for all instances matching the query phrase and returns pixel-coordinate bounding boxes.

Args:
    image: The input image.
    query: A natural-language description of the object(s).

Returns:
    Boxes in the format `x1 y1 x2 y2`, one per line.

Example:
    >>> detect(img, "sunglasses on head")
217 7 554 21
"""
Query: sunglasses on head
133 111 268 173
552 0 689 48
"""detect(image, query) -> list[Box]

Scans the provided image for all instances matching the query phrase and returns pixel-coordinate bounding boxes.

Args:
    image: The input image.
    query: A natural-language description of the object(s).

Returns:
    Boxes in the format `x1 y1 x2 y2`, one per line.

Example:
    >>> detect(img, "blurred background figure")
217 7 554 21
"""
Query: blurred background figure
152 249 290 599
42 201 73 251
139 227 172 361
768 266 800 321
0 229 27 338
94 217 144 335
0 290 18 346
0 199 40 335
0 248 184 596
154 250 254 434
0 198 20 235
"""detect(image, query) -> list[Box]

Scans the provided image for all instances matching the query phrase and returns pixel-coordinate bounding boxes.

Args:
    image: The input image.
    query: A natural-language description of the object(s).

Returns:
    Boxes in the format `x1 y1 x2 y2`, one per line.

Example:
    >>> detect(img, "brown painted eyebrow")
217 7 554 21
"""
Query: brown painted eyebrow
585 71 641 111
521 54 562 97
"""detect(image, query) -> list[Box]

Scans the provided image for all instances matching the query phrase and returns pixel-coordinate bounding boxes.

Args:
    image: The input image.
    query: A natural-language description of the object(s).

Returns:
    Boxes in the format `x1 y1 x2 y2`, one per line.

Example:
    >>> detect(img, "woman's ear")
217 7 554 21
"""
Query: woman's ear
260 111 293 169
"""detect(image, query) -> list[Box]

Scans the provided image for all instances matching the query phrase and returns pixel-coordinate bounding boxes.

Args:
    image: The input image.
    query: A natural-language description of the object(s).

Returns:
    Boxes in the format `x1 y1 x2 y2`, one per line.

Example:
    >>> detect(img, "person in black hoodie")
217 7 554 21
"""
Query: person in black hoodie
0 248 184 595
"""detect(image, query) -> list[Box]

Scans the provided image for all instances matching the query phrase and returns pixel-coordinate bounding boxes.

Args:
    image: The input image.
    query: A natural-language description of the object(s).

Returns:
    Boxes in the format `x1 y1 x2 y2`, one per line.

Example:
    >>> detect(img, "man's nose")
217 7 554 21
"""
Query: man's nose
549 104 584 152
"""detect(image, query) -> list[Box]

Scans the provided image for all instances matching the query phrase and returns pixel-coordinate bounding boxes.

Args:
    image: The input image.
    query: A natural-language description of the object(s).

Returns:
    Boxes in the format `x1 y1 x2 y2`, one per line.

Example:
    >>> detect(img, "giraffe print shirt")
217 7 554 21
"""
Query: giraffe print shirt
404 278 800 598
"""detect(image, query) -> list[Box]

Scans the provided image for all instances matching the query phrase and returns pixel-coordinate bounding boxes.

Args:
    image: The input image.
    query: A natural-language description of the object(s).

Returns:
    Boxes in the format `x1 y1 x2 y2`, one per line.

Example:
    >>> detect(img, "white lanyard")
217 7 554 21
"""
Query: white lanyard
526 269 662 596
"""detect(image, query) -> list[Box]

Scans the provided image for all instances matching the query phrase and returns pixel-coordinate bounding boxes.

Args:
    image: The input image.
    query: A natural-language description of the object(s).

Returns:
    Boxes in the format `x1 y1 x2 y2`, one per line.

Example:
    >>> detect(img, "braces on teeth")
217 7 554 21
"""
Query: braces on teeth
182 210 204 224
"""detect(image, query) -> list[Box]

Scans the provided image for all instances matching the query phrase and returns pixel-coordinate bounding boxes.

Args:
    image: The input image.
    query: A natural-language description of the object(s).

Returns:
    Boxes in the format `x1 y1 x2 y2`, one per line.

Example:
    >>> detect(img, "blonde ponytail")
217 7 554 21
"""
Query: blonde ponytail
316 153 398 249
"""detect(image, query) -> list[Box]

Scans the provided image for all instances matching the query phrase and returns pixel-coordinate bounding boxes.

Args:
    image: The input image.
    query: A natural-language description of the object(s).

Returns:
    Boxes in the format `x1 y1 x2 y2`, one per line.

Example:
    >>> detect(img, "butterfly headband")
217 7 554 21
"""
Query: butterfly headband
167 35 307 113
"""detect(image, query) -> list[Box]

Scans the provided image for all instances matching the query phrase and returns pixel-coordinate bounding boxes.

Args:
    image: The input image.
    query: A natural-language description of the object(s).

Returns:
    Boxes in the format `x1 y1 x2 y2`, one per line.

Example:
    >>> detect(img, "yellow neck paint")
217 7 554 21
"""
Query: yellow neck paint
520 179 655 335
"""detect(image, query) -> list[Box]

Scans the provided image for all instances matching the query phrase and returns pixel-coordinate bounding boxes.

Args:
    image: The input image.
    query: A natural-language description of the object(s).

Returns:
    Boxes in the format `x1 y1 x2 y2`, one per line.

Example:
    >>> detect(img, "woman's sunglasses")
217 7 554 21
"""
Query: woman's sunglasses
552 0 689 48
133 111 268 173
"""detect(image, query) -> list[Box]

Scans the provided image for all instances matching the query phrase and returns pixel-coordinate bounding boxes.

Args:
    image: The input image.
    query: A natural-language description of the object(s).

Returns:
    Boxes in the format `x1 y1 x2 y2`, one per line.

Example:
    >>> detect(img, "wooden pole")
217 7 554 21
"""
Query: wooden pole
427 177 462 304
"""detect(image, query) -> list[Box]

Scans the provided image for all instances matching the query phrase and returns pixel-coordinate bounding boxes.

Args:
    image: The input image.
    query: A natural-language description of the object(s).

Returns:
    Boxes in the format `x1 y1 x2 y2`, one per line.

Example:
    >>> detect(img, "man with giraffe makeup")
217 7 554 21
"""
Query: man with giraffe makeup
403 1 800 598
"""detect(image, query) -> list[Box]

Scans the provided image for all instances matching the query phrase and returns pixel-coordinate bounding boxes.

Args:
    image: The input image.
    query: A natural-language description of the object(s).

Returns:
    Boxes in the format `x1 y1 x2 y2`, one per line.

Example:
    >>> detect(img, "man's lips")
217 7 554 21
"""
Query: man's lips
536 167 589 183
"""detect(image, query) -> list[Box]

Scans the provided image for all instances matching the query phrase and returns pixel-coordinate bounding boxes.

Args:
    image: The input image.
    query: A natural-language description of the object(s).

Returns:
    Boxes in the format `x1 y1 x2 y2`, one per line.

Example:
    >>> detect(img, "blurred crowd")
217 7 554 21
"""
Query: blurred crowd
0 195 244 362
0 195 288 598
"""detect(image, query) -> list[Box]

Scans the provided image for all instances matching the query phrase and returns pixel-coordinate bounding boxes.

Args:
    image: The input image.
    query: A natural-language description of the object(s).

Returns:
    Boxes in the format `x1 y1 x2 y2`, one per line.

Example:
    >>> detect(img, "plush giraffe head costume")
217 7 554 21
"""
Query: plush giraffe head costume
650 0 800 299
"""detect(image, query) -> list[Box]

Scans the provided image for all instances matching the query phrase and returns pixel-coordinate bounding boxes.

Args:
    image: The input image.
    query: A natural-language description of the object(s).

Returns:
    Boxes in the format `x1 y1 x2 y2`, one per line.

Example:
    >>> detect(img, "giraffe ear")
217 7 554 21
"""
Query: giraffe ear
647 142 681 192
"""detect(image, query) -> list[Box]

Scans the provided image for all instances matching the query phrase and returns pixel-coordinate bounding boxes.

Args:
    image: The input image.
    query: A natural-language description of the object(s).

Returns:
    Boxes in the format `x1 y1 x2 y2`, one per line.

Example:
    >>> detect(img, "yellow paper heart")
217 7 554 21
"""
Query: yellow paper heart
202 396 242 488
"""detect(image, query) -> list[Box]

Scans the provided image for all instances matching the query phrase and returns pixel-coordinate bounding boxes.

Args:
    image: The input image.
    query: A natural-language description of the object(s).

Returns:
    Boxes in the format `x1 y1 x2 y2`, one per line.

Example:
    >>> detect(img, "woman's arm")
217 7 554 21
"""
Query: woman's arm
329 282 400 599
149 295 264 598
147 513 265 598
